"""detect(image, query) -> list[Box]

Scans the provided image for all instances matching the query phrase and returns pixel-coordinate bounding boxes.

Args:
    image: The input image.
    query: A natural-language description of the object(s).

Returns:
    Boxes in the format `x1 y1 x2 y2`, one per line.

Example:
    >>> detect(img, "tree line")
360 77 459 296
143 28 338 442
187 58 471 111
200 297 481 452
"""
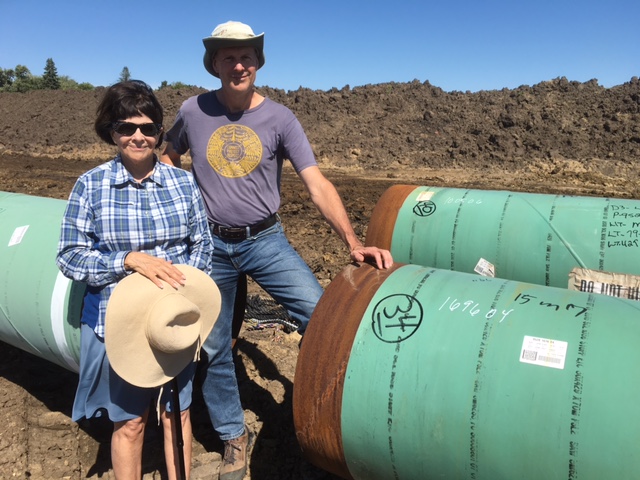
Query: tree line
0 59 195 92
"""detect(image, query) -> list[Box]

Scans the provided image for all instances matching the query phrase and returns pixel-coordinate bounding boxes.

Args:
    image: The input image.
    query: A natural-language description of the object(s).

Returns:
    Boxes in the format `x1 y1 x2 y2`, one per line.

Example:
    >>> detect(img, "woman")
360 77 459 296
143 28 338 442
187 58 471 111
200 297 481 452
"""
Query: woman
56 80 212 479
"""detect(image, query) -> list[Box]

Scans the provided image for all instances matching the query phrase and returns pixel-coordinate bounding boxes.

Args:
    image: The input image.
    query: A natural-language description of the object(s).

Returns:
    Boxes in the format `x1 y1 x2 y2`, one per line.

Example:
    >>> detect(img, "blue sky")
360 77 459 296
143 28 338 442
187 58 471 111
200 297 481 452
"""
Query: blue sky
1 0 638 93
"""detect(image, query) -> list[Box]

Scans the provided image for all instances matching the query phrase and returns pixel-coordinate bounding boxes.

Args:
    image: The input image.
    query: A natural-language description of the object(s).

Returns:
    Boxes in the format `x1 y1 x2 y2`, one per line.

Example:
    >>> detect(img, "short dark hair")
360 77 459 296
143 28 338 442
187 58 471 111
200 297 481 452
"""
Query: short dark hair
94 80 164 146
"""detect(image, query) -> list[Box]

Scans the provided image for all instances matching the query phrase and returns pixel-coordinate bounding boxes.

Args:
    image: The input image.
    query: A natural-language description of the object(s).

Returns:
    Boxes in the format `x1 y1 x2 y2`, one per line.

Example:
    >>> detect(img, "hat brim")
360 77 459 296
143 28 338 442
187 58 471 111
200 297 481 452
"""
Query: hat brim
105 265 220 388
202 34 265 77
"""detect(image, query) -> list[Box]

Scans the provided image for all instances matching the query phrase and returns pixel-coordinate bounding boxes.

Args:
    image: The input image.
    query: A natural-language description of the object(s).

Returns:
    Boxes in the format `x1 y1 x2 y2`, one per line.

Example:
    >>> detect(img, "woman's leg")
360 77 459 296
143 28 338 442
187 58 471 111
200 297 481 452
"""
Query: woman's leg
111 409 148 479
161 407 192 480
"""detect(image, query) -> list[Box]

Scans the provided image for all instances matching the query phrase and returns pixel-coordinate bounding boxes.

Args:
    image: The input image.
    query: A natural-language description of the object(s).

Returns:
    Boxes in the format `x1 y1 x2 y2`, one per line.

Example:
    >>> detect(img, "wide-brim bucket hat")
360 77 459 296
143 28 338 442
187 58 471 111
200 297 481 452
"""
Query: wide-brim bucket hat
203 20 265 77
105 265 221 388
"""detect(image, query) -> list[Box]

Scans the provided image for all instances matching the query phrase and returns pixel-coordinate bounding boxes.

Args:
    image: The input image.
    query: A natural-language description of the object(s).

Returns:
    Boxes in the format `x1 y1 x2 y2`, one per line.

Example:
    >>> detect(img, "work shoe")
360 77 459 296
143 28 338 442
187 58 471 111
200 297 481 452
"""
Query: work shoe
220 425 253 480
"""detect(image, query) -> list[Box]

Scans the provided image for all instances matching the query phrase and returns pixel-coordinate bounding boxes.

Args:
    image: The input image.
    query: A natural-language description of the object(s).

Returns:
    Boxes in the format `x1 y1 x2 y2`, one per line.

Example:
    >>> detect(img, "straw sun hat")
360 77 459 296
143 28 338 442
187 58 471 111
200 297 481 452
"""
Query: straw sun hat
105 265 220 388
202 20 265 77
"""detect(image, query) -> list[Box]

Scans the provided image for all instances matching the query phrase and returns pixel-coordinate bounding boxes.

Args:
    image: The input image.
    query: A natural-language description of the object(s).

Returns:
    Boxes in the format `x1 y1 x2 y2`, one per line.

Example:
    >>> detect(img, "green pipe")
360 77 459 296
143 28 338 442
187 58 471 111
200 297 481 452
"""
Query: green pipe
365 185 640 288
0 191 83 372
294 262 640 479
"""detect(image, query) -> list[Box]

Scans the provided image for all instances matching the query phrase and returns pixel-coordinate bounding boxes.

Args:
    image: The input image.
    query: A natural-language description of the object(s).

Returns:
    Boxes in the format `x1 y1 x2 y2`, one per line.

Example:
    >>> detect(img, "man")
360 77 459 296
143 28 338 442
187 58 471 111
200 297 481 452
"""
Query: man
161 20 393 480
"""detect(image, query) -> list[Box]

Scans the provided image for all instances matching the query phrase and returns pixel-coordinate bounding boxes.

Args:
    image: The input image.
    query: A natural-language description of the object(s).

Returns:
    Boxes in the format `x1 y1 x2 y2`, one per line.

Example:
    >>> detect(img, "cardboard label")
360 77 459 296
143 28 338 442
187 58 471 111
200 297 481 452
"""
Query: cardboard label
568 267 640 301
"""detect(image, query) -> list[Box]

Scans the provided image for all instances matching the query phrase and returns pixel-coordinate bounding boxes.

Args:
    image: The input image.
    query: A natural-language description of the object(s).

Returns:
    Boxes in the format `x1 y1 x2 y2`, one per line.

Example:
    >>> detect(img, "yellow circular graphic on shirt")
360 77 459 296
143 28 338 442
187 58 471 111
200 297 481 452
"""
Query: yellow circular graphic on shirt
206 125 263 178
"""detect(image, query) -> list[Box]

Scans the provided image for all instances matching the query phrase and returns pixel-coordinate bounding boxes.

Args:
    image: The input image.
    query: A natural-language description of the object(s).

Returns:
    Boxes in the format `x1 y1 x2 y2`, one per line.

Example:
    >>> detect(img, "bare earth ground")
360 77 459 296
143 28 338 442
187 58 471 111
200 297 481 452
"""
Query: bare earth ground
0 76 639 479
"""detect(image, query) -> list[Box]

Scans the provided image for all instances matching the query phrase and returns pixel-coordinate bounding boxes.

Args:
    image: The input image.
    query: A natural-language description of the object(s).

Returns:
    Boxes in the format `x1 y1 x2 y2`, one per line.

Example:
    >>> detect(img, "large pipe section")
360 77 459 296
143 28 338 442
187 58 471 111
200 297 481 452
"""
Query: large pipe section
0 191 83 372
365 185 640 288
293 262 640 479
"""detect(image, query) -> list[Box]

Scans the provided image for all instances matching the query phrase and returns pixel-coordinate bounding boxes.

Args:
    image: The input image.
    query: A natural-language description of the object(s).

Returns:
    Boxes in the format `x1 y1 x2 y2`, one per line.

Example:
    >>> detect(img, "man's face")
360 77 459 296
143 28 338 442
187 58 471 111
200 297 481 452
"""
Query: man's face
212 46 259 92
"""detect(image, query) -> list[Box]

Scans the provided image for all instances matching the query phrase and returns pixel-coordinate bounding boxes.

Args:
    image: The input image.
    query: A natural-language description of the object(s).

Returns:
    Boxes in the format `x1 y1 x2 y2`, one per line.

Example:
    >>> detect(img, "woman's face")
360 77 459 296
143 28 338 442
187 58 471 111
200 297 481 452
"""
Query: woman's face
110 114 161 165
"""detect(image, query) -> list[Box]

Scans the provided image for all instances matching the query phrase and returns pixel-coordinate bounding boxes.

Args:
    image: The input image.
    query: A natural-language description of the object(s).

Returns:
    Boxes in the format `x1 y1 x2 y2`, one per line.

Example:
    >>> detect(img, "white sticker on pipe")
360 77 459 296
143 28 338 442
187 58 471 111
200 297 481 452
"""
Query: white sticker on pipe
520 335 568 370
415 191 435 202
8 225 29 246
474 258 495 277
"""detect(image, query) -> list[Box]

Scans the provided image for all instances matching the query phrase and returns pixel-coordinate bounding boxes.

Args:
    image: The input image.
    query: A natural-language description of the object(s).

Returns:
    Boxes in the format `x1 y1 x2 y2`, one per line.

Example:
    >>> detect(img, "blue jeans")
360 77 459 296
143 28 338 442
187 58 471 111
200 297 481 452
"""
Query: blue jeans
200 221 324 440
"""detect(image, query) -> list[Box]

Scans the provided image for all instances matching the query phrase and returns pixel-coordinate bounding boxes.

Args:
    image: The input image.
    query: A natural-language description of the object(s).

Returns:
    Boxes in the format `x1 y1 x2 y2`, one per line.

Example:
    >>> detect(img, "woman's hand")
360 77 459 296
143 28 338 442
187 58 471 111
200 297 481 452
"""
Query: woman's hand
123 252 186 289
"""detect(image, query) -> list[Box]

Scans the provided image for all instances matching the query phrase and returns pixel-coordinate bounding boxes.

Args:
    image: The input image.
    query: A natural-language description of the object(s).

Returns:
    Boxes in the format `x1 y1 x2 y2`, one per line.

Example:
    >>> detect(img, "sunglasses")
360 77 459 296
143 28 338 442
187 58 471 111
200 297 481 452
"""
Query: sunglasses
112 122 162 136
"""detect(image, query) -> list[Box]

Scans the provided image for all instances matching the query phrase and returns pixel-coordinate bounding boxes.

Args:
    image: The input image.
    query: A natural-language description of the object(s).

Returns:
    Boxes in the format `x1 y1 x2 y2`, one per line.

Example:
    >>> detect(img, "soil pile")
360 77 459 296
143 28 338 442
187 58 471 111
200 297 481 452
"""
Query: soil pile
1 76 640 177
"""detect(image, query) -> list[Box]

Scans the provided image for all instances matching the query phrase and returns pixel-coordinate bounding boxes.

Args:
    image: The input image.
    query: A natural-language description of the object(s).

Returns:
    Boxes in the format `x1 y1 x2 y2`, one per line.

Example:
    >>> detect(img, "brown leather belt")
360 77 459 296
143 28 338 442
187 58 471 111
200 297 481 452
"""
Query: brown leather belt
209 214 278 240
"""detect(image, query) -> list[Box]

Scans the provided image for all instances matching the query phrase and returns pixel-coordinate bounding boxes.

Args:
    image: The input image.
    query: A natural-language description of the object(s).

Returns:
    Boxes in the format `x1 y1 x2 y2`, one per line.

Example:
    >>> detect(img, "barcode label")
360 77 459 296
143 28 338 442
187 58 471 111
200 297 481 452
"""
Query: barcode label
520 336 568 370
538 355 562 364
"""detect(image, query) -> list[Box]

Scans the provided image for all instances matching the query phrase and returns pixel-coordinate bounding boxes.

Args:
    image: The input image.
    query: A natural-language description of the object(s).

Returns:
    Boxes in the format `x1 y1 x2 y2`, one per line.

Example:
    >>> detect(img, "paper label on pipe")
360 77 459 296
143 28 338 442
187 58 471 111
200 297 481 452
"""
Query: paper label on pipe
520 335 568 369
568 267 640 301
474 258 495 277
8 225 29 246
415 191 435 202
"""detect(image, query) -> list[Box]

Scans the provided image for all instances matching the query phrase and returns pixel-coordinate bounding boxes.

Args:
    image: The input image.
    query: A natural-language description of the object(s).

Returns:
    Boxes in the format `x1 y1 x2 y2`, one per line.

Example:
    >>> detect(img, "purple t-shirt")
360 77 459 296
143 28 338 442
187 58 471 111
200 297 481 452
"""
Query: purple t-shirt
166 92 317 226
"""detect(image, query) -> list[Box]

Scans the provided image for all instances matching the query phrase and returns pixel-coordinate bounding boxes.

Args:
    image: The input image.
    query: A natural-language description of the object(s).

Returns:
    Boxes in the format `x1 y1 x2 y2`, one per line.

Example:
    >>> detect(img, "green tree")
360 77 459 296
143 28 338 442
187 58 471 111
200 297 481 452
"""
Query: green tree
14 65 30 80
42 58 60 90
59 75 94 91
1 63 95 92
0 68 14 89
158 80 196 90
8 65 38 92
169 81 192 89
13 75 41 92
119 66 131 82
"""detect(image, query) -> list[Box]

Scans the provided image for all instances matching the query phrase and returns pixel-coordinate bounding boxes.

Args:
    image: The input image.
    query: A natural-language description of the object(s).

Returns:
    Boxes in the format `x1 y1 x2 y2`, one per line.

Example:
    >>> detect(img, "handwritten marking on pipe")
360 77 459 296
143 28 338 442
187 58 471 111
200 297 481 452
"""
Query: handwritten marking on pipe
603 204 640 249
371 294 423 343
444 196 484 205
438 296 514 323
611 205 640 219
513 293 588 318
607 239 639 248
438 293 590 322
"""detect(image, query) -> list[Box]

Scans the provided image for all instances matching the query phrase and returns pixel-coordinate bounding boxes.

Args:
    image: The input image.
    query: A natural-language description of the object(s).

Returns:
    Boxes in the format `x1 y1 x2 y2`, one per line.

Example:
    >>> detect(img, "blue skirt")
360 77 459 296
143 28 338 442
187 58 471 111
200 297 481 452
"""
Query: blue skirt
72 323 196 423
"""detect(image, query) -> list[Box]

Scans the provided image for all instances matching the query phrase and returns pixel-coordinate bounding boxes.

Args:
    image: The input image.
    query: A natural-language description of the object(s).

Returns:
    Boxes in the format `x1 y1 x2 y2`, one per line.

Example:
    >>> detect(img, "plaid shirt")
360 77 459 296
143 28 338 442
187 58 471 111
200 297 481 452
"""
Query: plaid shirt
56 155 213 337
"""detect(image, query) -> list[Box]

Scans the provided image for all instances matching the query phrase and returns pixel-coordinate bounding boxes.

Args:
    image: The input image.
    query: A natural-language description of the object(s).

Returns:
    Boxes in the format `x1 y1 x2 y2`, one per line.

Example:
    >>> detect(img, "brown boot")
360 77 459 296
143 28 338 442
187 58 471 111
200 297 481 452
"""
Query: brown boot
219 426 253 480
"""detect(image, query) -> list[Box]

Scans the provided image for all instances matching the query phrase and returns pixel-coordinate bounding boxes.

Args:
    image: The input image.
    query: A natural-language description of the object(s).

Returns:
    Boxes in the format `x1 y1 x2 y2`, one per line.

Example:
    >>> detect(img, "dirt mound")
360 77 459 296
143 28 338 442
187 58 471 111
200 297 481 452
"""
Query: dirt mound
2 77 639 175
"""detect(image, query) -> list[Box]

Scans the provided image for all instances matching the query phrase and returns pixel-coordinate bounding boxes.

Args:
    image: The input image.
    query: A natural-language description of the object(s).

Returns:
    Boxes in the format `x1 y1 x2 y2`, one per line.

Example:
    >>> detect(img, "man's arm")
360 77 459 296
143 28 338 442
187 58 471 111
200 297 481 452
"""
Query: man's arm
160 141 182 168
298 166 393 269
